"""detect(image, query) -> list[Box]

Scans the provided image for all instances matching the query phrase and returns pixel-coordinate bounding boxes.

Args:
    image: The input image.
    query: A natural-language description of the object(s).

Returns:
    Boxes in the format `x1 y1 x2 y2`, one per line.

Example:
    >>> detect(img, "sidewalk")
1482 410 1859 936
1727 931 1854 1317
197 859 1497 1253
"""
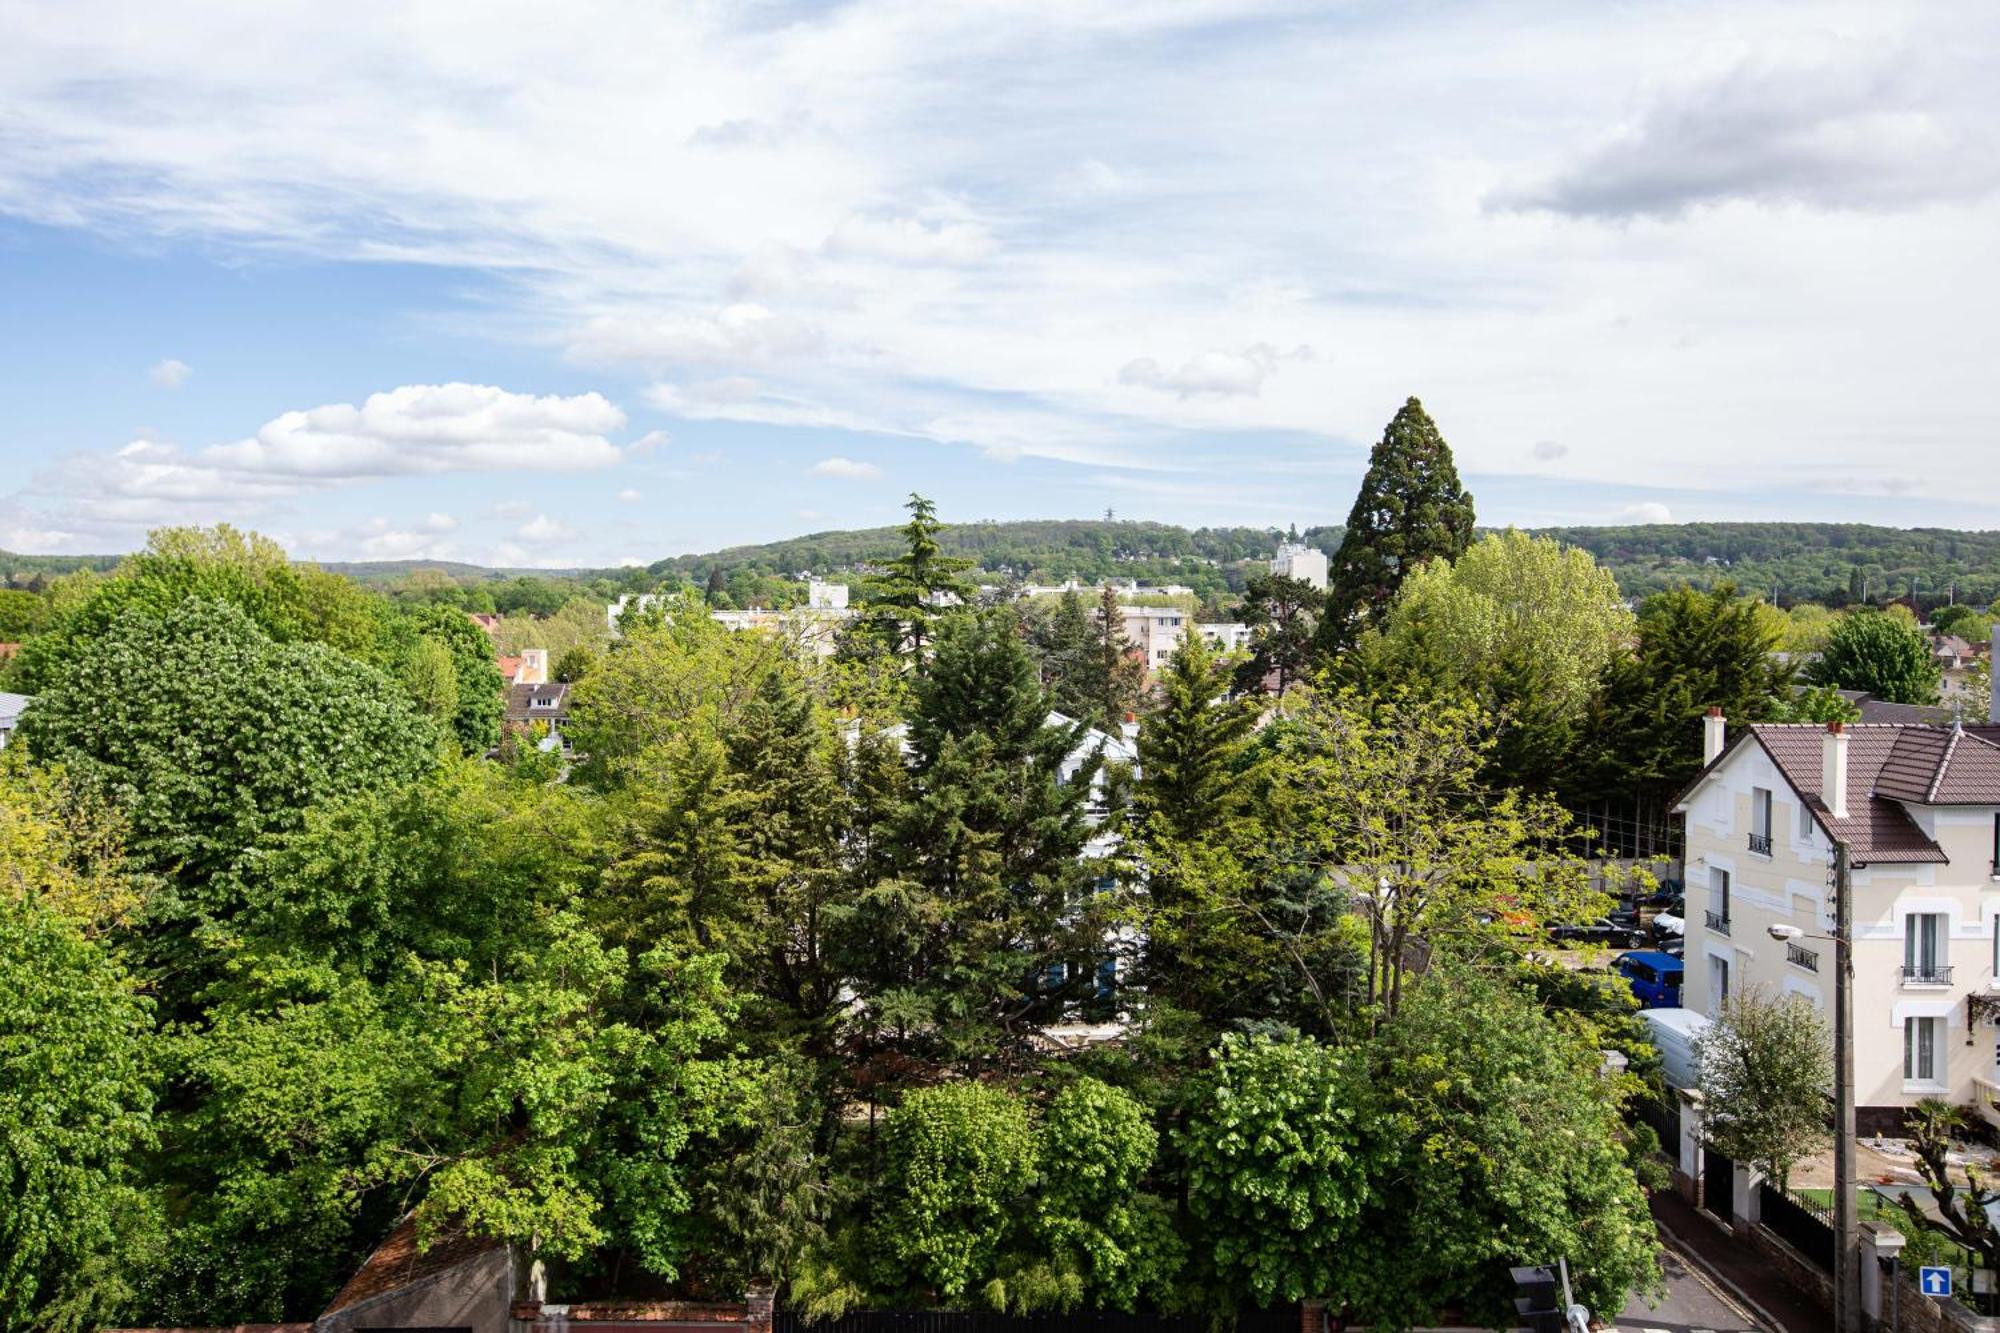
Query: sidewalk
1648 1189 1825 1333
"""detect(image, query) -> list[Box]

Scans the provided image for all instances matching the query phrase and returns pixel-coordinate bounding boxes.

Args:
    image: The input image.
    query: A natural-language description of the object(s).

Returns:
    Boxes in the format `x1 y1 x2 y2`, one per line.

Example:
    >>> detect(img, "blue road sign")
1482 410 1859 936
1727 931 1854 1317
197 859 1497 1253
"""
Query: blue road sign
1921 1266 1952 1298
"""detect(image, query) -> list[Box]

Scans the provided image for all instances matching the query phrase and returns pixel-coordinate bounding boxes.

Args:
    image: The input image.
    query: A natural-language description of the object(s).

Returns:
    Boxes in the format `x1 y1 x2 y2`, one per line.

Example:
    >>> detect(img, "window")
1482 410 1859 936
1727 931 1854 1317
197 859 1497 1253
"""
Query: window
1992 813 2000 875
1906 913 1947 983
1993 914 1999 978
1706 867 1731 932
1905 1016 1942 1084
1708 956 1730 1017
1750 788 1773 854
1799 797 1816 841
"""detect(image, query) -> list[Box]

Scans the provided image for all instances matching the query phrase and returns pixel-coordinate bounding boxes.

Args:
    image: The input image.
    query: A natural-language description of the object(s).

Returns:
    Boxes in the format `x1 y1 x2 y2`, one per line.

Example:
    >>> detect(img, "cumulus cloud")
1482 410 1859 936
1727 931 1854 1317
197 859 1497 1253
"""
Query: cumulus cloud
572 306 822 371
1615 502 1674 524
1500 52 2000 218
203 383 624 479
422 511 458 532
1118 344 1311 399
808 456 882 479
516 513 576 543
149 358 191 389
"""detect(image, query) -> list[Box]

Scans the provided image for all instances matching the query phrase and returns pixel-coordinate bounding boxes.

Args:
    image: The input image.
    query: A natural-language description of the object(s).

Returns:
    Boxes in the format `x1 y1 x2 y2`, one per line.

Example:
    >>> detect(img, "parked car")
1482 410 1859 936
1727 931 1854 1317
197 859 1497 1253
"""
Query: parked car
1614 950 1685 1009
1549 917 1642 949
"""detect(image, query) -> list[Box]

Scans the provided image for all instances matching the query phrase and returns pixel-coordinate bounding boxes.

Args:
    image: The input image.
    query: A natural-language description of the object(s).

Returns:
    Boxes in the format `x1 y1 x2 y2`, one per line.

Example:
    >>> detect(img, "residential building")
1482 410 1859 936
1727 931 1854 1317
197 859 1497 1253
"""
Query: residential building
1196 622 1253 654
0 692 27 750
1118 604 1187 671
504 680 571 748
612 586 855 657
1676 652 2000 1132
1270 541 1329 590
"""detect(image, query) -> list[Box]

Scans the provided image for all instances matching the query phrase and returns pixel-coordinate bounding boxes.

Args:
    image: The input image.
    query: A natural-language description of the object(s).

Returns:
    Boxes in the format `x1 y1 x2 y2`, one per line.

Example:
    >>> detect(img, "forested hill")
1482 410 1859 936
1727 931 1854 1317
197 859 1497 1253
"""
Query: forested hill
646 519 2000 609
9 520 2000 608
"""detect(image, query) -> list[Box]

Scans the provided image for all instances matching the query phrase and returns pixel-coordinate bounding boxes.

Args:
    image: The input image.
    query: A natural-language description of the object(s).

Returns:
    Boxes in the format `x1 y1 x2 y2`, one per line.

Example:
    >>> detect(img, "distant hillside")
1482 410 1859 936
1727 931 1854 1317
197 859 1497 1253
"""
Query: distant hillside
652 519 2000 610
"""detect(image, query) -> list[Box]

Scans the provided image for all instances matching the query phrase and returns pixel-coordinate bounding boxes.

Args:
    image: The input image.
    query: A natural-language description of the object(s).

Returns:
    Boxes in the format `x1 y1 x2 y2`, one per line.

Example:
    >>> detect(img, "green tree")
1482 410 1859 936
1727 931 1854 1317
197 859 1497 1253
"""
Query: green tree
1931 603 1993 645
0 896 155 1333
554 643 598 682
1181 1034 1372 1308
396 636 460 732
1320 397 1476 653
1808 609 1941 705
1018 1078 1181 1312
17 599 437 962
1576 584 1793 808
864 495 977 659
1135 631 1260 847
1344 970 1659 1327
1028 589 1099 721
1234 573 1319 695
874 1083 1037 1304
1093 585 1146 726
1693 988 1831 1192
390 604 505 753
0 589 49 641
1894 1100 2000 1273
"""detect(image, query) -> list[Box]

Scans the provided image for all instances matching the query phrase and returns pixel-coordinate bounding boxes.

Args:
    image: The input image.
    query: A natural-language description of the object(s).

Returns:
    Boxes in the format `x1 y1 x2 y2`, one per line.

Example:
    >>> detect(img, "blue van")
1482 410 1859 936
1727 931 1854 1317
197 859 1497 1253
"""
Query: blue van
1614 950 1684 1010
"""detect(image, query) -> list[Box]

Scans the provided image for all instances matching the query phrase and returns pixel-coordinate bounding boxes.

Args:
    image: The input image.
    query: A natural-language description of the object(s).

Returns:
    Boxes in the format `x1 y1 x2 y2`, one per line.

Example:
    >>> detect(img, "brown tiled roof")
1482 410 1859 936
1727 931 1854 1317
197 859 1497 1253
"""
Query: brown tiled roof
1748 724 1948 864
321 1217 504 1316
505 681 570 725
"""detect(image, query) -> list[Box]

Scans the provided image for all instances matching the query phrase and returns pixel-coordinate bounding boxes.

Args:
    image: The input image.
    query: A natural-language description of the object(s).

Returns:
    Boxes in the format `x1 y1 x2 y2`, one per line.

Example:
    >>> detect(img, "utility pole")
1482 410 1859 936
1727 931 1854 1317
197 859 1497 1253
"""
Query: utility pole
1834 838 1858 1333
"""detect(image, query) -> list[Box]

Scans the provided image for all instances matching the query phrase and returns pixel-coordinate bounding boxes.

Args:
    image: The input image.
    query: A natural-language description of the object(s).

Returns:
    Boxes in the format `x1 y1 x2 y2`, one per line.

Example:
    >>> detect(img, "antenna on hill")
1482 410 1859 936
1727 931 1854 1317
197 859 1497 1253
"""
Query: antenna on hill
1104 506 1115 522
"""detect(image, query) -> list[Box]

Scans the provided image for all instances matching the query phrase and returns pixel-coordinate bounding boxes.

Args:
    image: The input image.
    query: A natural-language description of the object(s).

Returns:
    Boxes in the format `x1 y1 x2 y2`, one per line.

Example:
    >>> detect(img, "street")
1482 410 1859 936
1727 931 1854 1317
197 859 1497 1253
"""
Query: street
1608 1244 1768 1333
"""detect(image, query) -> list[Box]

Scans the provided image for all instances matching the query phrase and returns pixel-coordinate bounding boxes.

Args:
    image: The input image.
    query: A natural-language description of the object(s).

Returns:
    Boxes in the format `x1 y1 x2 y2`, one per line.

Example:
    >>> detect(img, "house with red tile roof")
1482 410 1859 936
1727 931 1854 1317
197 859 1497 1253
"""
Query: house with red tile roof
1674 639 2000 1132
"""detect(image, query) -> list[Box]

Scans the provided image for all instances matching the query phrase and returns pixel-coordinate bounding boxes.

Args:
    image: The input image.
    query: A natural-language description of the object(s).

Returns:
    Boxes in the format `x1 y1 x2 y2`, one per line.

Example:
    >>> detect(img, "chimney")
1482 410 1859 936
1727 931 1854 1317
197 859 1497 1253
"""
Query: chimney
518 647 548 685
1990 624 2000 724
1702 707 1727 765
1822 722 1850 820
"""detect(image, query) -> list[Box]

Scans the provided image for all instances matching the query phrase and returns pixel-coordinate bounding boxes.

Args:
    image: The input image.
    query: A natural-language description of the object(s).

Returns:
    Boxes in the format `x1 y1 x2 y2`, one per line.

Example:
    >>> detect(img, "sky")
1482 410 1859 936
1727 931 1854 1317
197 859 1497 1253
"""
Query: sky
1 0 1996 568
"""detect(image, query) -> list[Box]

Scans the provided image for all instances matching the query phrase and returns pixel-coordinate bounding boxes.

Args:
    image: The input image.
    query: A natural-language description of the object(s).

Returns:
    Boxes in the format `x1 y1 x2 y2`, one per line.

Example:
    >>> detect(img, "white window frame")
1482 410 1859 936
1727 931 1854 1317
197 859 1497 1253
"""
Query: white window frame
1905 1015 1946 1090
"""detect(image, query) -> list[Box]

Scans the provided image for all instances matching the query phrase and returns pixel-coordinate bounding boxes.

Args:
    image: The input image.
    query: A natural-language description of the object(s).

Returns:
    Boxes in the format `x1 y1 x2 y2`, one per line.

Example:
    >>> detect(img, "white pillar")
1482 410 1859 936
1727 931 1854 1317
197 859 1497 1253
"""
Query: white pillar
1731 1159 1764 1234
1859 1221 1906 1325
1678 1090 1704 1203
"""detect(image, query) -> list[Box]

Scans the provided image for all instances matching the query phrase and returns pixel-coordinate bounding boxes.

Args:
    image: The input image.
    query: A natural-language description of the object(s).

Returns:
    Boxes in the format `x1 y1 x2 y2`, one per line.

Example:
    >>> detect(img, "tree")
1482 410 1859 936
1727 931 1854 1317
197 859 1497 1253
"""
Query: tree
0 589 48 641
0 896 155 1333
1808 609 1941 705
1135 631 1260 847
1342 970 1659 1327
554 643 598 682
1693 988 1831 1192
1355 530 1632 723
1895 1100 2000 1273
1235 573 1319 695
1027 589 1099 721
1093 585 1146 726
1181 1034 1372 1308
1575 583 1793 808
389 605 505 753
860 609 1106 1065
17 599 438 957
874 1083 1037 1303
1931 603 1993 646
1320 397 1475 653
1017 1078 1181 1312
864 495 977 659
1270 688 1604 1019
396 637 460 732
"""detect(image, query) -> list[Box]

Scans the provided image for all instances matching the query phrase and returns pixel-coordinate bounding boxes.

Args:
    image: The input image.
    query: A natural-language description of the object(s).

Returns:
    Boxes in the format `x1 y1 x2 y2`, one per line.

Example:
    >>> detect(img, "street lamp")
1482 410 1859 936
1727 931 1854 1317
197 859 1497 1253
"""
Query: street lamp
1766 839 1858 1333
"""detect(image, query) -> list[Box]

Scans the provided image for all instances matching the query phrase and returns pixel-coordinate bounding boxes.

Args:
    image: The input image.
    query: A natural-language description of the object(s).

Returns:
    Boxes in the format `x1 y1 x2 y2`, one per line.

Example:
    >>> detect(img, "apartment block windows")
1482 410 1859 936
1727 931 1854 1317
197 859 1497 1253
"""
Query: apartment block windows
1905 1016 1943 1085
1750 788 1773 855
1905 913 1949 985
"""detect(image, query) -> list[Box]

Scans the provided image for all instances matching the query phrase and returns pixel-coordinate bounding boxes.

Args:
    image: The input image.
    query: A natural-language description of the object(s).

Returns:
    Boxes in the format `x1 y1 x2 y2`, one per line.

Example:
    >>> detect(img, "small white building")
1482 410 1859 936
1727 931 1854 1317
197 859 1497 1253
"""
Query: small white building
1118 605 1187 671
1270 541 1329 590
1196 622 1253 655
0 692 28 750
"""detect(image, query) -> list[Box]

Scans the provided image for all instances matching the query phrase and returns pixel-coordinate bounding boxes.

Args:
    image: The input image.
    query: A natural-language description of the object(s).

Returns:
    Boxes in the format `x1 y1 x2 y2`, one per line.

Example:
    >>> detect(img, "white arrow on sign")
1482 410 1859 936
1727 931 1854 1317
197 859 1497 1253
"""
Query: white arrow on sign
1921 1266 1952 1297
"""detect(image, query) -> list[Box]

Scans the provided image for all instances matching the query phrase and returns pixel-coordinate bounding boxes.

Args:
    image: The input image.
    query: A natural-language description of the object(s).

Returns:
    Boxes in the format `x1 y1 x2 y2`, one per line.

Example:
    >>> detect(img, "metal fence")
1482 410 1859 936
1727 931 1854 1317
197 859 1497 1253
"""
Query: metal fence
777 1312 1298 1333
1759 1182 1835 1272
1633 1094 1679 1157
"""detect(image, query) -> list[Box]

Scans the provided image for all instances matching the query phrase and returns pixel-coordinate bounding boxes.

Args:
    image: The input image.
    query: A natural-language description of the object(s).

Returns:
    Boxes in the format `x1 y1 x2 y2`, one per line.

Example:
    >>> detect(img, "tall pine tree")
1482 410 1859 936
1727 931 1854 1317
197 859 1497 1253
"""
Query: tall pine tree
1319 397 1475 656
863 494 977 659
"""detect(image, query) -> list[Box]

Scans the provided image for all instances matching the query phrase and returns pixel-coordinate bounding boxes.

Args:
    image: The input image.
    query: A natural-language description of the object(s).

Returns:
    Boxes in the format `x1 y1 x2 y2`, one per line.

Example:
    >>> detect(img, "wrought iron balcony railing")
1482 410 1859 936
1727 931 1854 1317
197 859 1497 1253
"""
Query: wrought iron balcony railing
1899 964 1954 986
1748 832 1773 856
1705 909 1731 936
1787 943 1819 972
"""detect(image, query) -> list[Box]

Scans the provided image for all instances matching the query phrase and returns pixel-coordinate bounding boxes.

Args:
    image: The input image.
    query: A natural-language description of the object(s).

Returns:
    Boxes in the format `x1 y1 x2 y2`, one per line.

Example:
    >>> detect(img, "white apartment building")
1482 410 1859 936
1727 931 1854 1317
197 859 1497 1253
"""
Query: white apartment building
1119 605 1187 671
1270 541 1329 590
1196 622 1253 654
1677 689 2000 1134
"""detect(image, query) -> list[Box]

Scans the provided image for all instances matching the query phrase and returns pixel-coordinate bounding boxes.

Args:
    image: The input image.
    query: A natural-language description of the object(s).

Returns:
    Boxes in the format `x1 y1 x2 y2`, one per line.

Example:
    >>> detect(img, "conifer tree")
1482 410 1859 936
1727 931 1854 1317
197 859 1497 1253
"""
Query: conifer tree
1094 584 1146 727
1234 573 1320 696
1029 588 1099 721
864 494 977 659
875 608 1105 1066
1136 632 1259 847
1320 397 1475 655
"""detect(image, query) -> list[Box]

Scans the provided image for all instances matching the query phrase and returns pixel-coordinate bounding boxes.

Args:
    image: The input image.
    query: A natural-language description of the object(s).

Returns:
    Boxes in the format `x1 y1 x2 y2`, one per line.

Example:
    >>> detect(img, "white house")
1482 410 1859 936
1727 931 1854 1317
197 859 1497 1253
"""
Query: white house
1676 666 2000 1133
1196 622 1253 655
1118 605 1187 671
0 692 27 750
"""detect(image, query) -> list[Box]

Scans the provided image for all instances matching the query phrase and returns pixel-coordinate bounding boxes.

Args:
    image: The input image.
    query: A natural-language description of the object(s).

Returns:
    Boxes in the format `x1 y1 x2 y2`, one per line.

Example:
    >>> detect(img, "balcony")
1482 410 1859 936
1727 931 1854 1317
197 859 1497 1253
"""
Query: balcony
1787 943 1820 972
1748 831 1773 856
1899 964 1954 987
1705 909 1731 936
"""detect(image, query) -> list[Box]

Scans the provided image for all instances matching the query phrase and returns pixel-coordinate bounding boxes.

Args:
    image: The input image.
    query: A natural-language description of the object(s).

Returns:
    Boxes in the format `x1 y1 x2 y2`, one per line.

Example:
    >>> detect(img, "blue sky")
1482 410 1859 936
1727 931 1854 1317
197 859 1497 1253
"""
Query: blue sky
2 0 1996 566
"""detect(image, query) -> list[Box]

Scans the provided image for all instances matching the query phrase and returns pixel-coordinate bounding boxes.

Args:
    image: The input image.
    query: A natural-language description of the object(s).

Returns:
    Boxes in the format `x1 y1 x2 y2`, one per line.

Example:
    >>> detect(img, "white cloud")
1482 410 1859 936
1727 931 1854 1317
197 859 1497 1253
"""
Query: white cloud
808 456 882 479
493 499 534 519
422 511 458 532
149 358 191 389
616 487 643 502
825 214 995 264
1533 440 1568 462
1118 345 1310 399
573 305 822 372
203 383 624 480
1615 502 1674 524
516 513 576 543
